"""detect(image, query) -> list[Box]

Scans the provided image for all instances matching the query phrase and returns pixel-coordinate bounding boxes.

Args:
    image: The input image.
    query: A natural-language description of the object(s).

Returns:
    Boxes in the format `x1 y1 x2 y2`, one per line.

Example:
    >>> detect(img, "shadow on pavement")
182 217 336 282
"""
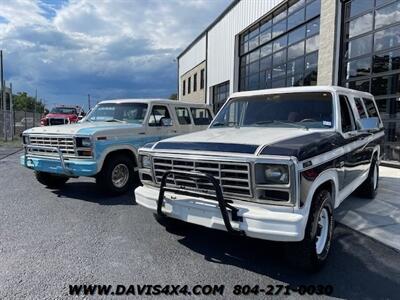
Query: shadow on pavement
157 217 400 299
49 181 137 206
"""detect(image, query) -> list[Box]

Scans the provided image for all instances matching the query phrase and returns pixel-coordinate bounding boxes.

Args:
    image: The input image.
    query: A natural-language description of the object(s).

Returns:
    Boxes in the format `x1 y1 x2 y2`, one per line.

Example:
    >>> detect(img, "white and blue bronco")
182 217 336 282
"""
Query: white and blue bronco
135 86 384 270
21 99 213 194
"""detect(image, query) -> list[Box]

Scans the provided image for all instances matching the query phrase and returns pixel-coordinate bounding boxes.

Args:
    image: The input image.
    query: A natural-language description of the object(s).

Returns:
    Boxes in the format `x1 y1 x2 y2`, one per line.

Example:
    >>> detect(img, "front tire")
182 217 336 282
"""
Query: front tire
35 171 69 188
287 189 334 272
357 158 379 199
96 154 138 195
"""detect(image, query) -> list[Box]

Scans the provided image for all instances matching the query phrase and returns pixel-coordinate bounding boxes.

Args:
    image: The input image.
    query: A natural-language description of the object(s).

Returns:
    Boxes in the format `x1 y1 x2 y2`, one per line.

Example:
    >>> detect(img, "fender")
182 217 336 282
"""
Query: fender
95 143 138 173
295 169 339 221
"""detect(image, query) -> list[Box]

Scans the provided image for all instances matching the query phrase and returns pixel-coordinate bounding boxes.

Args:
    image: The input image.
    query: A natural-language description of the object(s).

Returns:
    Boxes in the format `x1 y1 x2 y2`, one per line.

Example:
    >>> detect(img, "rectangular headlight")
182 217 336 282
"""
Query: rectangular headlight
255 164 289 185
76 137 91 147
140 155 151 169
22 135 29 145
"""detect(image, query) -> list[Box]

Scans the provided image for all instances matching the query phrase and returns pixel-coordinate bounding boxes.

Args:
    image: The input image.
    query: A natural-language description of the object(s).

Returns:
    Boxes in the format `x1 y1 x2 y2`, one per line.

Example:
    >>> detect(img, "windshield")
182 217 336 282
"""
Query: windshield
211 92 333 129
50 107 77 115
85 103 148 124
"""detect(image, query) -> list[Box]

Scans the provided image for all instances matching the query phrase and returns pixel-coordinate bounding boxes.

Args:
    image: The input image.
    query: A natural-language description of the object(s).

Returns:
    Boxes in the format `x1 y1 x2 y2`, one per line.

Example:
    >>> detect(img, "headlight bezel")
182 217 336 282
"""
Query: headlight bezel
22 135 29 145
255 163 290 186
75 136 92 148
140 154 152 169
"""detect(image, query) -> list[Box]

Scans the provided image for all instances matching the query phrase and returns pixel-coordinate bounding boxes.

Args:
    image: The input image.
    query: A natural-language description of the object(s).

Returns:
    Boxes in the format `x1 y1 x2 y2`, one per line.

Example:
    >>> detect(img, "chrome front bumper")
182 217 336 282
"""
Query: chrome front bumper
24 144 73 175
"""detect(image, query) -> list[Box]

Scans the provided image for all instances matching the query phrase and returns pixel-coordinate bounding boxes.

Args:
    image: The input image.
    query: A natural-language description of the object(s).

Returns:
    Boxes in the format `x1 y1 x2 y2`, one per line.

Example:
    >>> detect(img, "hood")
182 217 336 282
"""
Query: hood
24 121 143 135
163 127 312 146
45 113 76 119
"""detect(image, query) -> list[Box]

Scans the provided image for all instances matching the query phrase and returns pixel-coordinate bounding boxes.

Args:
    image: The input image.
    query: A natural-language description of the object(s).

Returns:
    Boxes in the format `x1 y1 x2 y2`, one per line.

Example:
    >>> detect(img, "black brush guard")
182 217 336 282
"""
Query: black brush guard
157 170 245 236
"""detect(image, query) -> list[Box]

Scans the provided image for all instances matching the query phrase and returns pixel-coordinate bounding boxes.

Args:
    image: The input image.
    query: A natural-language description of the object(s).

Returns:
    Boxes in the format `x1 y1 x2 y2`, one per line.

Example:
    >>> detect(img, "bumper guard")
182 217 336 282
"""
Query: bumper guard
24 144 73 175
157 170 245 236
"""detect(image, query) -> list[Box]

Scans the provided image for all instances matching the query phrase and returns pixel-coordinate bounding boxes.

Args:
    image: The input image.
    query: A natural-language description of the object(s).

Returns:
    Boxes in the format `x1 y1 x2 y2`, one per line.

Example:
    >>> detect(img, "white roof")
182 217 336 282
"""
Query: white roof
98 98 210 107
230 85 374 99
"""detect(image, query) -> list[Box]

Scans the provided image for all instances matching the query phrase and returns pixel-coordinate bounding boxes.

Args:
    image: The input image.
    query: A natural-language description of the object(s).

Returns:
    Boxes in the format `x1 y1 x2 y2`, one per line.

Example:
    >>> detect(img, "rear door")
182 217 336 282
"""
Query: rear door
338 94 364 187
146 104 177 141
174 106 194 134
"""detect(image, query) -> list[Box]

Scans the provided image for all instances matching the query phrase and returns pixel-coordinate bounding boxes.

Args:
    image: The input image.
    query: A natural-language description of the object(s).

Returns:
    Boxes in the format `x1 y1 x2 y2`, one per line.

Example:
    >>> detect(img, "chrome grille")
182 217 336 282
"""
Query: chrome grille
28 135 76 157
153 157 252 199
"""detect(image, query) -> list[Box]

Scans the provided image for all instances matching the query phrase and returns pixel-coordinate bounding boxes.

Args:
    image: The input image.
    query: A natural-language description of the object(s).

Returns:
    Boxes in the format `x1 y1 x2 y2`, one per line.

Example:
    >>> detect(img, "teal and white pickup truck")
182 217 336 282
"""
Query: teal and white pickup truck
21 99 213 194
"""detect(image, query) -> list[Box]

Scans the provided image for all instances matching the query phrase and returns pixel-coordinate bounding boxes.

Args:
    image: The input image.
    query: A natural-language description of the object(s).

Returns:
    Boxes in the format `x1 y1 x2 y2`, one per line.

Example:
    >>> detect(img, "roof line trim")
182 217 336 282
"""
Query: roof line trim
177 0 240 59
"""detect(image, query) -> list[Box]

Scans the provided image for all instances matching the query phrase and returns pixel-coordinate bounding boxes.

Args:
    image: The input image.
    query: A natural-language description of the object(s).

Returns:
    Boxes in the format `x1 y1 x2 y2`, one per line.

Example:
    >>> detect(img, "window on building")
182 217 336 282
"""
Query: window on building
188 77 191 94
193 73 197 92
212 81 230 113
341 0 400 161
200 69 205 89
183 80 186 96
239 0 321 91
175 107 191 125
148 105 172 127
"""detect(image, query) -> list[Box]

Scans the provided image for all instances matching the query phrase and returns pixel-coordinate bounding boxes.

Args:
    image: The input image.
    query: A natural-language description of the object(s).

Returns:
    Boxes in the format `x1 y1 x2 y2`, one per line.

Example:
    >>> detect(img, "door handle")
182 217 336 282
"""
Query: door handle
138 132 146 135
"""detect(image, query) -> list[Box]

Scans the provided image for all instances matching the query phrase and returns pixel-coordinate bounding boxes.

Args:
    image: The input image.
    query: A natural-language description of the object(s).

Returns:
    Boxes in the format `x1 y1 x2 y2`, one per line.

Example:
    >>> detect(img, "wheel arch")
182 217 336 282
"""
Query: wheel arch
300 169 339 217
96 145 138 173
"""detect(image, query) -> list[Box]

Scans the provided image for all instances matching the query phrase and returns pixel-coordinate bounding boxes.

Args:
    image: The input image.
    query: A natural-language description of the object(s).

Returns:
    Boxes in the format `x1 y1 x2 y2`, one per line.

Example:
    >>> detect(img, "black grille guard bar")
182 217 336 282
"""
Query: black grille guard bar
157 170 246 236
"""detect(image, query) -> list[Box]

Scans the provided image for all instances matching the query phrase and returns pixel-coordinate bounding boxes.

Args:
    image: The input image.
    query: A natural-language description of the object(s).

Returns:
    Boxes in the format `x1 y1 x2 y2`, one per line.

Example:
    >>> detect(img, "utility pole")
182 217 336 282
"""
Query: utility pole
1 50 4 111
1 50 5 141
88 94 91 110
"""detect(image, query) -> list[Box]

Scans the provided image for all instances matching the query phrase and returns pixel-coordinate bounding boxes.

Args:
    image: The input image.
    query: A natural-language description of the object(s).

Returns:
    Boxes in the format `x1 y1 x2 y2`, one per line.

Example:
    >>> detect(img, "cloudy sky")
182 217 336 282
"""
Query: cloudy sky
0 0 230 108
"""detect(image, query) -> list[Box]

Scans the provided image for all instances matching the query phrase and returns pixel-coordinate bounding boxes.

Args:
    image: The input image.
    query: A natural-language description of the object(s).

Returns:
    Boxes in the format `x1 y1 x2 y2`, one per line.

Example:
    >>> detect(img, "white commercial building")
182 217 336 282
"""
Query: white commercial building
177 0 400 162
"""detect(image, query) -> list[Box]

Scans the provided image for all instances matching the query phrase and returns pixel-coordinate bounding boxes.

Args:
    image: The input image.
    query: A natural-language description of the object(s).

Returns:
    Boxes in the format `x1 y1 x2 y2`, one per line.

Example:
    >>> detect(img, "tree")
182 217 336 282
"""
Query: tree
168 93 178 100
12 92 45 113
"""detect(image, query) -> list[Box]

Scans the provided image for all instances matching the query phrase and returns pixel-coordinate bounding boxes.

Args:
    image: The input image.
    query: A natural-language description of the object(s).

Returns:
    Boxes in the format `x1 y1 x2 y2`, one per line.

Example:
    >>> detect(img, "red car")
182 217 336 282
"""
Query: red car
41 106 80 126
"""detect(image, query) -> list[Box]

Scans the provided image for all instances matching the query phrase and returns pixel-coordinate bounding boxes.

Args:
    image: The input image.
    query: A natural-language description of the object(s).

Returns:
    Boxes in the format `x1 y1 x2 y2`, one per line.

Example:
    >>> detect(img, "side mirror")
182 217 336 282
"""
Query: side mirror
359 117 380 131
160 117 172 127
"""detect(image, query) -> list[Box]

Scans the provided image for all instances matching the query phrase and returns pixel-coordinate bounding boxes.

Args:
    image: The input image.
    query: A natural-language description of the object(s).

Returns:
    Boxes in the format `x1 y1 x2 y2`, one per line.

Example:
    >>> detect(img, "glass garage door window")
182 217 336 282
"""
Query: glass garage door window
340 0 400 161
341 0 400 162
239 0 321 91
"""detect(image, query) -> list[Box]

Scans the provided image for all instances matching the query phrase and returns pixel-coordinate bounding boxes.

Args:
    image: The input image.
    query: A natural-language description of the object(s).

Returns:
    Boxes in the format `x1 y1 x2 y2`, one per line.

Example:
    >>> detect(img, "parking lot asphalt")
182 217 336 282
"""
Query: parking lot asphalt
1 151 399 299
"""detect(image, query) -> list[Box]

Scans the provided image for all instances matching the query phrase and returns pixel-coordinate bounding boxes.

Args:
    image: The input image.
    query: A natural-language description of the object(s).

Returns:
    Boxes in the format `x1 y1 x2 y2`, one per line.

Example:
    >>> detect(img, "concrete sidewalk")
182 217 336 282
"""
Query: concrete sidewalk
337 166 400 251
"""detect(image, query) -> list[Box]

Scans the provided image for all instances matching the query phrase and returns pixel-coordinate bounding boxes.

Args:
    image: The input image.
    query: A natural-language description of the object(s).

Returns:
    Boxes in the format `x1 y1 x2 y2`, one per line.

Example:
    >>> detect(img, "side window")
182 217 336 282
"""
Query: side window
339 95 356 133
354 97 367 118
363 98 379 118
175 107 191 125
190 108 213 125
148 105 172 127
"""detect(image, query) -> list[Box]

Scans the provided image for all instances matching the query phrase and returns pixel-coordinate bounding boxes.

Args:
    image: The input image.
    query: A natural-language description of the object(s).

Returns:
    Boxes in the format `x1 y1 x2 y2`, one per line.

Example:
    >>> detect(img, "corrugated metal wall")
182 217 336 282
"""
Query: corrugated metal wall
206 0 284 103
178 35 206 99
177 0 285 104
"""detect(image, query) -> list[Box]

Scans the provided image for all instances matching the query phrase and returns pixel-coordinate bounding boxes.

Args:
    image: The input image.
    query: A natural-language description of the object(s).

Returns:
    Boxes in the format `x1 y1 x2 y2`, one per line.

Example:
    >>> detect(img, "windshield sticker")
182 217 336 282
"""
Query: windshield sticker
323 121 332 126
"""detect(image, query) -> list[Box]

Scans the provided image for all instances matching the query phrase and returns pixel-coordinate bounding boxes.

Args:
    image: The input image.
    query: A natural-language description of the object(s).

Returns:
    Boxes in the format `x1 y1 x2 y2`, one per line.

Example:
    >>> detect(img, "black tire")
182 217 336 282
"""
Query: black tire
35 171 69 188
287 189 334 272
357 158 379 199
96 154 138 195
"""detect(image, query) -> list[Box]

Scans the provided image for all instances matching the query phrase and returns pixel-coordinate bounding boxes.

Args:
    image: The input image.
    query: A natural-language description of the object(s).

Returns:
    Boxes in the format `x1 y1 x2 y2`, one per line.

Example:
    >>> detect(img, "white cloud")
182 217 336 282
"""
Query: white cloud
0 0 231 106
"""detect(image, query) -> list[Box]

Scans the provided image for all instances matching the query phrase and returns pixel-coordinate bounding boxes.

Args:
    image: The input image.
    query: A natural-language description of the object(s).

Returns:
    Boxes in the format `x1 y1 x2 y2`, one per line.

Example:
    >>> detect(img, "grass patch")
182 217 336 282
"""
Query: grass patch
0 137 23 148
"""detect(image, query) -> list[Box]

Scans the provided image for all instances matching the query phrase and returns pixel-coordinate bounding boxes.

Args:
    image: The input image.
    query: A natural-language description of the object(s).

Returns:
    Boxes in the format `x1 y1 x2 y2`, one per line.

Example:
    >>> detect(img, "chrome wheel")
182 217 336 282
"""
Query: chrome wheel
373 164 378 190
111 163 129 188
316 208 329 255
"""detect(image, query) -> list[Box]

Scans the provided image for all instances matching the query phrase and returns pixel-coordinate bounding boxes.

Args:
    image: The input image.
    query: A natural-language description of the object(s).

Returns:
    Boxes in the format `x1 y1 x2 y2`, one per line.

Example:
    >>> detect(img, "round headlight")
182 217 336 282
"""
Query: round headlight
141 155 151 169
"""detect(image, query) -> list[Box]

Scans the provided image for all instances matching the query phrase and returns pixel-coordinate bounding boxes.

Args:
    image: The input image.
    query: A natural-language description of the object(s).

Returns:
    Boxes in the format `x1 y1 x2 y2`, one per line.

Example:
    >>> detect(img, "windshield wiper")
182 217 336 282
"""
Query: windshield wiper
105 119 125 123
254 120 308 130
